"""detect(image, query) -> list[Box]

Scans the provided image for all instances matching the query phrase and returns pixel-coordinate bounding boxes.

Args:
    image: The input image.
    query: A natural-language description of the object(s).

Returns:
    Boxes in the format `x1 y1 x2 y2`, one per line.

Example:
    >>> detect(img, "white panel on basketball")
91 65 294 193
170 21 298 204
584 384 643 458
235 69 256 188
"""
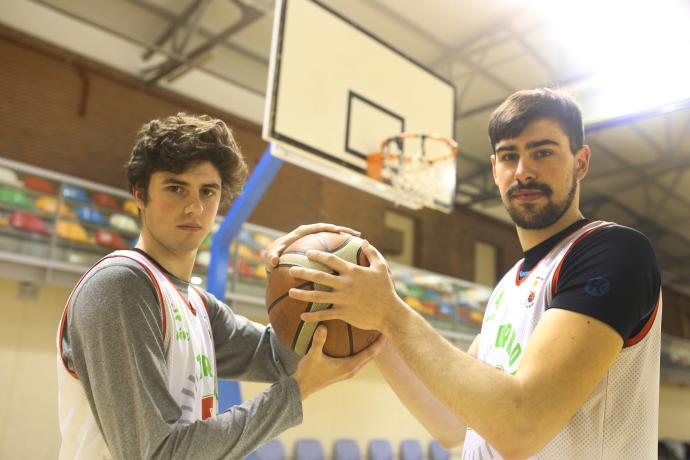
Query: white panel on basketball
263 0 456 212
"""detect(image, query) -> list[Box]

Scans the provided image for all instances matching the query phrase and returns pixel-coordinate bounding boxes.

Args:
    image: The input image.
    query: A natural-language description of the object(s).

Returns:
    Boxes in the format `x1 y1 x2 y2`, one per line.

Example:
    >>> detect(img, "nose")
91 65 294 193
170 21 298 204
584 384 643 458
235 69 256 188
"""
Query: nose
184 193 203 215
514 156 536 184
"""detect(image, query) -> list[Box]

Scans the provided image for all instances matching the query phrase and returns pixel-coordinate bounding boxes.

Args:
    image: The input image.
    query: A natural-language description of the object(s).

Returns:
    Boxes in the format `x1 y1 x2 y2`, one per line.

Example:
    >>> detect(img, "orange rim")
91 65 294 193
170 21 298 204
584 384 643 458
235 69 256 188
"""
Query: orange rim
379 132 458 164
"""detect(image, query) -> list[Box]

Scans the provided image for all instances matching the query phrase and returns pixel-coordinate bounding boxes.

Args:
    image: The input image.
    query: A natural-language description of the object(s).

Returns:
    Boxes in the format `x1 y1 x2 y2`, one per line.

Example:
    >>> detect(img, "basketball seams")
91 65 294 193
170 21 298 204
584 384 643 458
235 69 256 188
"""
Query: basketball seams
314 232 330 251
267 281 312 313
347 324 354 355
268 232 379 357
327 234 354 253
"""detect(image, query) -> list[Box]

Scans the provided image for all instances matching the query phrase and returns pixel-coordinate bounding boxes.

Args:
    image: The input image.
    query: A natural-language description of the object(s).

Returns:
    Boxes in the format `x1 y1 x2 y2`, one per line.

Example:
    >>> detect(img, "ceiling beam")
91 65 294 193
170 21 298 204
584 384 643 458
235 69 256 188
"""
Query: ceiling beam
590 194 690 253
587 154 690 181
27 0 265 96
141 0 209 60
590 140 690 217
456 71 595 119
430 7 524 69
506 24 556 80
144 0 263 85
127 0 268 66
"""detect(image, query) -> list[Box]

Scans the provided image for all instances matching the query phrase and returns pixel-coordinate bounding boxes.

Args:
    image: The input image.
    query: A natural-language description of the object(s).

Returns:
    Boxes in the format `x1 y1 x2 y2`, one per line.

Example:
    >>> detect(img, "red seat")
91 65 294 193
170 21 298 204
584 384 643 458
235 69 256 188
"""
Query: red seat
24 176 56 195
92 193 119 210
10 211 51 236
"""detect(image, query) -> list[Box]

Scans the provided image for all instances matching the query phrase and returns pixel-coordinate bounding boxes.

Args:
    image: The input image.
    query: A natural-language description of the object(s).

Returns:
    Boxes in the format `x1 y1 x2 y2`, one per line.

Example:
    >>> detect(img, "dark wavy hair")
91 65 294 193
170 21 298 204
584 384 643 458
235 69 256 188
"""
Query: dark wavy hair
488 88 584 154
125 113 248 211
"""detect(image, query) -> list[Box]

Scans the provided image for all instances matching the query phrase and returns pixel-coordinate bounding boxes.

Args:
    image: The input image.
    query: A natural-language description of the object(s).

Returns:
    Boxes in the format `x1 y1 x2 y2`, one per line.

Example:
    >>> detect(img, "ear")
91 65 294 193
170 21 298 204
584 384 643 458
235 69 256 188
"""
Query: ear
574 145 591 181
133 187 146 210
490 154 499 185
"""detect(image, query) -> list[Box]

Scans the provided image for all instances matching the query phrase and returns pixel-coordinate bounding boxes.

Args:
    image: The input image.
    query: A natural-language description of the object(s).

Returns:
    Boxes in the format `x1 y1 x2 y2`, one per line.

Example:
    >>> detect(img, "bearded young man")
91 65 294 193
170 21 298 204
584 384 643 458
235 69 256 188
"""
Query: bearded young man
56 113 383 459
281 88 662 459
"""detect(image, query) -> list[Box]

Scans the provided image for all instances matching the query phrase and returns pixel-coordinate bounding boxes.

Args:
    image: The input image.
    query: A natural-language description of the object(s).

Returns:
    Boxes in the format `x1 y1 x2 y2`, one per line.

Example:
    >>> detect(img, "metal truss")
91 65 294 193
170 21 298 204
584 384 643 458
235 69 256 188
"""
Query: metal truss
27 0 265 95
140 0 264 85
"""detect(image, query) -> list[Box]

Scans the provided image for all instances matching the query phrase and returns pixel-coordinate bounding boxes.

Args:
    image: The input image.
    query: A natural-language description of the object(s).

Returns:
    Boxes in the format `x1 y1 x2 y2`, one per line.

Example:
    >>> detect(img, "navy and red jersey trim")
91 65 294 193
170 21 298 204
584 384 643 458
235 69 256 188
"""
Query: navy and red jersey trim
515 221 593 287
550 223 612 297
624 296 660 347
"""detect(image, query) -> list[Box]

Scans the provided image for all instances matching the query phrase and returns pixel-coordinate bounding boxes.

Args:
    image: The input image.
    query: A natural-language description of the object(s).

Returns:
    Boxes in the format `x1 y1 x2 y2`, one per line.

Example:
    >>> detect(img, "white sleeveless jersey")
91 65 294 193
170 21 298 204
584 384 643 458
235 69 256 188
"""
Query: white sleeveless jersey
56 250 218 460
462 221 661 460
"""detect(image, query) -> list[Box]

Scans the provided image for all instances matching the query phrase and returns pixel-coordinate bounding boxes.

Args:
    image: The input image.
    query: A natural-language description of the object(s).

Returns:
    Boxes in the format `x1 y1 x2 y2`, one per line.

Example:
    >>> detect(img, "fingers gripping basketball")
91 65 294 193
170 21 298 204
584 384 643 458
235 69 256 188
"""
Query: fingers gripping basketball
266 232 380 357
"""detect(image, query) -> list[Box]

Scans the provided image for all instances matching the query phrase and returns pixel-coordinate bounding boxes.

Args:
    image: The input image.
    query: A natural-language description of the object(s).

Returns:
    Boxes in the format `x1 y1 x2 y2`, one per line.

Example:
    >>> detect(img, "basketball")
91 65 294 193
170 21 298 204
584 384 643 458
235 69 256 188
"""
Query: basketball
266 232 381 357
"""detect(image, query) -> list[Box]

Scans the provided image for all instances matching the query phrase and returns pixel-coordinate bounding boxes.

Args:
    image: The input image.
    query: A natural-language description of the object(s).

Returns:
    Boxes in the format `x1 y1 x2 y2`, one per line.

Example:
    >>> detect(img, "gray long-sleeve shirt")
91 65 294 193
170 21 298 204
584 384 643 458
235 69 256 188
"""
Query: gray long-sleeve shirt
60 253 302 459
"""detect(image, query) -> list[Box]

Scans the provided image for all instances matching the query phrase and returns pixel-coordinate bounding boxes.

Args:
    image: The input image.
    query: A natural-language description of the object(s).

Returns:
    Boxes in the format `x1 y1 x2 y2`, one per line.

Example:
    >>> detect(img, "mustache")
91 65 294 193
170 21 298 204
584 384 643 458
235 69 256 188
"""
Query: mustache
507 181 553 198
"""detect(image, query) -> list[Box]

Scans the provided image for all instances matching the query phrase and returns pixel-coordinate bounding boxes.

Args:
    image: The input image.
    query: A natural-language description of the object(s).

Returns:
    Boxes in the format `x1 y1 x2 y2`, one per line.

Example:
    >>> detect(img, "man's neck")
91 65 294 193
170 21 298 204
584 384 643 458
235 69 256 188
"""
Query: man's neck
516 208 585 252
135 234 196 281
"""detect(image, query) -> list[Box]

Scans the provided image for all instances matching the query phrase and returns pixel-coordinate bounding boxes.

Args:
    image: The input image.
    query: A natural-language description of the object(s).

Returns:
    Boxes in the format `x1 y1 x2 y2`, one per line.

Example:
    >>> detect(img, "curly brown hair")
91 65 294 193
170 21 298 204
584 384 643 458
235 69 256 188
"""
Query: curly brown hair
125 113 248 211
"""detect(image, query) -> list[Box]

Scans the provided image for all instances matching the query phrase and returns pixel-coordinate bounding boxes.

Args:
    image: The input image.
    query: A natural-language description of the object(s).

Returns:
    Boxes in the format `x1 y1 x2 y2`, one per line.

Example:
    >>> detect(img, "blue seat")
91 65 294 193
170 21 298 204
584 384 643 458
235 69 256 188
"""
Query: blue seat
294 439 325 460
333 439 361 460
399 439 423 460
367 439 393 460
428 440 450 460
253 439 286 460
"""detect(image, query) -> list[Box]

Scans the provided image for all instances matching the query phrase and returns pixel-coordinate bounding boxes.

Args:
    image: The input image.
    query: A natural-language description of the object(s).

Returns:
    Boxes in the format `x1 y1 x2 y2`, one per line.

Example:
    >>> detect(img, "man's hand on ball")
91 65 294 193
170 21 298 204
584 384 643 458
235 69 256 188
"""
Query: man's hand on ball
263 223 360 273
292 325 385 400
289 241 405 333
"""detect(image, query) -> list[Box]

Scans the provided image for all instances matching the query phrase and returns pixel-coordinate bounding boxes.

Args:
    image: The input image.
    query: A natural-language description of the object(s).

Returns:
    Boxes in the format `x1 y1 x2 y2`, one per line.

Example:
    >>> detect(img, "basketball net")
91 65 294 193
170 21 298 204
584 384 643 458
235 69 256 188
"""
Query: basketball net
367 133 458 209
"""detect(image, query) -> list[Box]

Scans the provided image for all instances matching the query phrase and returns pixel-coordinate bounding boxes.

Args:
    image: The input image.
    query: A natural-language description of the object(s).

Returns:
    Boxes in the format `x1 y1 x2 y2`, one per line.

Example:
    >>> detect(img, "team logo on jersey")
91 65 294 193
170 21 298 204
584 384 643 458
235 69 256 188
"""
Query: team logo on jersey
585 276 610 297
525 277 541 308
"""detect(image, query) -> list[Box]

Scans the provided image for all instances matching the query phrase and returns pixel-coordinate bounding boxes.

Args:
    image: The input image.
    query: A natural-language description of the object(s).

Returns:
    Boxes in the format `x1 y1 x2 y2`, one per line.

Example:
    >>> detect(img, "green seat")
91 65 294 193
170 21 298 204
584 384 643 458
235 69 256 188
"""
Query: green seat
0 187 34 210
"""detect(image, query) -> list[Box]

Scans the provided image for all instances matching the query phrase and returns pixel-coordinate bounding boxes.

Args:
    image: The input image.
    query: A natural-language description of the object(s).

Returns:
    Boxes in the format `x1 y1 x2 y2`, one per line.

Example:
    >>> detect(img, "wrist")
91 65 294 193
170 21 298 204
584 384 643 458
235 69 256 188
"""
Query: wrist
293 374 311 401
381 296 415 337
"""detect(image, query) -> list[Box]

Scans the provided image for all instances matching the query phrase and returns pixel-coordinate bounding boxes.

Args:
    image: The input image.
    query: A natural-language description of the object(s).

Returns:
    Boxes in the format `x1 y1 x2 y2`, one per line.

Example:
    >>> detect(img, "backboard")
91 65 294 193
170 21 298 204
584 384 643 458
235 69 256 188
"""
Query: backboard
263 0 457 212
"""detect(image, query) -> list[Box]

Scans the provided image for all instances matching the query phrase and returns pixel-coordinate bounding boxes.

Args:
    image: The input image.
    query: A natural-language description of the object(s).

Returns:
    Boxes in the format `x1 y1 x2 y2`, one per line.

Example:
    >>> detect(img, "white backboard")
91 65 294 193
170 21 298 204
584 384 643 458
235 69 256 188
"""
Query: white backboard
263 0 456 212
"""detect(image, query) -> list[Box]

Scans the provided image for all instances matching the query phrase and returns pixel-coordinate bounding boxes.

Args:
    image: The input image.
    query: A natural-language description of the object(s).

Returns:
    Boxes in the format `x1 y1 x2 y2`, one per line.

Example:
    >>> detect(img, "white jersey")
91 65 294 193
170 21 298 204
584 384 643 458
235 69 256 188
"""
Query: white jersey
56 250 218 460
462 221 661 460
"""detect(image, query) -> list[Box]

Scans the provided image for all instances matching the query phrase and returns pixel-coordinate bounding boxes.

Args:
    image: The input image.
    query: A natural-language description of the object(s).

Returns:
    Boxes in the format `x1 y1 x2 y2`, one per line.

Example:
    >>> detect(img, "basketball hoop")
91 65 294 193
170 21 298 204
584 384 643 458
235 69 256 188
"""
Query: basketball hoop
367 132 458 209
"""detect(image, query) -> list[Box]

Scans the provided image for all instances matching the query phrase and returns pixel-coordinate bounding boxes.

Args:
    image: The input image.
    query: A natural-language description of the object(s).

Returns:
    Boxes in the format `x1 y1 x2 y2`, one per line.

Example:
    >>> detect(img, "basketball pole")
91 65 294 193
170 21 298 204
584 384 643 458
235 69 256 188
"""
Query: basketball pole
207 143 283 413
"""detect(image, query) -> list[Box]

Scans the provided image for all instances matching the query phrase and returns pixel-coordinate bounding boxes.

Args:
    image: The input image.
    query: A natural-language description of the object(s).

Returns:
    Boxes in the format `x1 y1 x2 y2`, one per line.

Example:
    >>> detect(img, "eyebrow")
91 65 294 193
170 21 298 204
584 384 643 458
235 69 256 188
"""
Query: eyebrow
161 178 221 189
495 138 561 153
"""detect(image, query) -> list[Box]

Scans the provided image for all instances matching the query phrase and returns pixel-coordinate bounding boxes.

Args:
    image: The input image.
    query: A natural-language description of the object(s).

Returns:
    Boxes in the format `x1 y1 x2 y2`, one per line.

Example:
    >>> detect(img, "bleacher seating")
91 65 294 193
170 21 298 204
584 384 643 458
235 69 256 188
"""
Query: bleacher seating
294 438 326 460
367 439 394 460
428 440 451 460
399 439 423 460
333 438 361 460
253 439 286 460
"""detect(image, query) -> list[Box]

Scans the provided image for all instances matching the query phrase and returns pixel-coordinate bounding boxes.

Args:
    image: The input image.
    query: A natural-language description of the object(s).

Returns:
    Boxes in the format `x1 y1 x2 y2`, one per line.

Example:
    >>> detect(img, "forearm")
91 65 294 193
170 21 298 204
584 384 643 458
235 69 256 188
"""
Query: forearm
374 341 466 448
146 378 302 459
213 309 300 382
383 303 531 457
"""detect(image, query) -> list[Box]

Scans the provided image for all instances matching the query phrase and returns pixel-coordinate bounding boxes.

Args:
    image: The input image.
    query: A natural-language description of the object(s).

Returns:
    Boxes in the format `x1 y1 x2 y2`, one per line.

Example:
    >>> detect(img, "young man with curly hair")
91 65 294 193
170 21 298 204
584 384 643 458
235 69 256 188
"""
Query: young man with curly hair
57 113 383 459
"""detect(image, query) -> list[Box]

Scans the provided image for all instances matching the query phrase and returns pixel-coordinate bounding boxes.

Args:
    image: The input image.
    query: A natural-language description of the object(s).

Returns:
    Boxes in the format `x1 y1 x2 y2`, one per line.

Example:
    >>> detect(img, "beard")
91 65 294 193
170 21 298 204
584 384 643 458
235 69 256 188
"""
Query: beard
504 171 577 230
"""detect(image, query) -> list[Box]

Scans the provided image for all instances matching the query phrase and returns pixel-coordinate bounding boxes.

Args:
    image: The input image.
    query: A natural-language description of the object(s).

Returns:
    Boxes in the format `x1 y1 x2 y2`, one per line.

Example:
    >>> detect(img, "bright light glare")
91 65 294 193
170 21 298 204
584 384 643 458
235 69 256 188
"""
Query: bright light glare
442 164 457 191
190 276 203 285
523 0 690 120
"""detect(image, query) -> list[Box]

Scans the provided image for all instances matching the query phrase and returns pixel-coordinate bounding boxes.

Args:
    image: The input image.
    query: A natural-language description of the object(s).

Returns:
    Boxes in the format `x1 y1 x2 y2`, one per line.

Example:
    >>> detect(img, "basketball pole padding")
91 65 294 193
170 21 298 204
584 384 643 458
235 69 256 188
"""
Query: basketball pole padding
207 144 284 414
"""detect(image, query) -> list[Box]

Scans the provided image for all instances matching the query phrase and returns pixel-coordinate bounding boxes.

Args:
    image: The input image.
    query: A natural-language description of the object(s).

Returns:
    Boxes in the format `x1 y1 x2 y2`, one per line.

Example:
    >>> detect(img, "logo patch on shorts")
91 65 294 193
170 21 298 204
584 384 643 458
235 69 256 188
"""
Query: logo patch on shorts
585 276 610 297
